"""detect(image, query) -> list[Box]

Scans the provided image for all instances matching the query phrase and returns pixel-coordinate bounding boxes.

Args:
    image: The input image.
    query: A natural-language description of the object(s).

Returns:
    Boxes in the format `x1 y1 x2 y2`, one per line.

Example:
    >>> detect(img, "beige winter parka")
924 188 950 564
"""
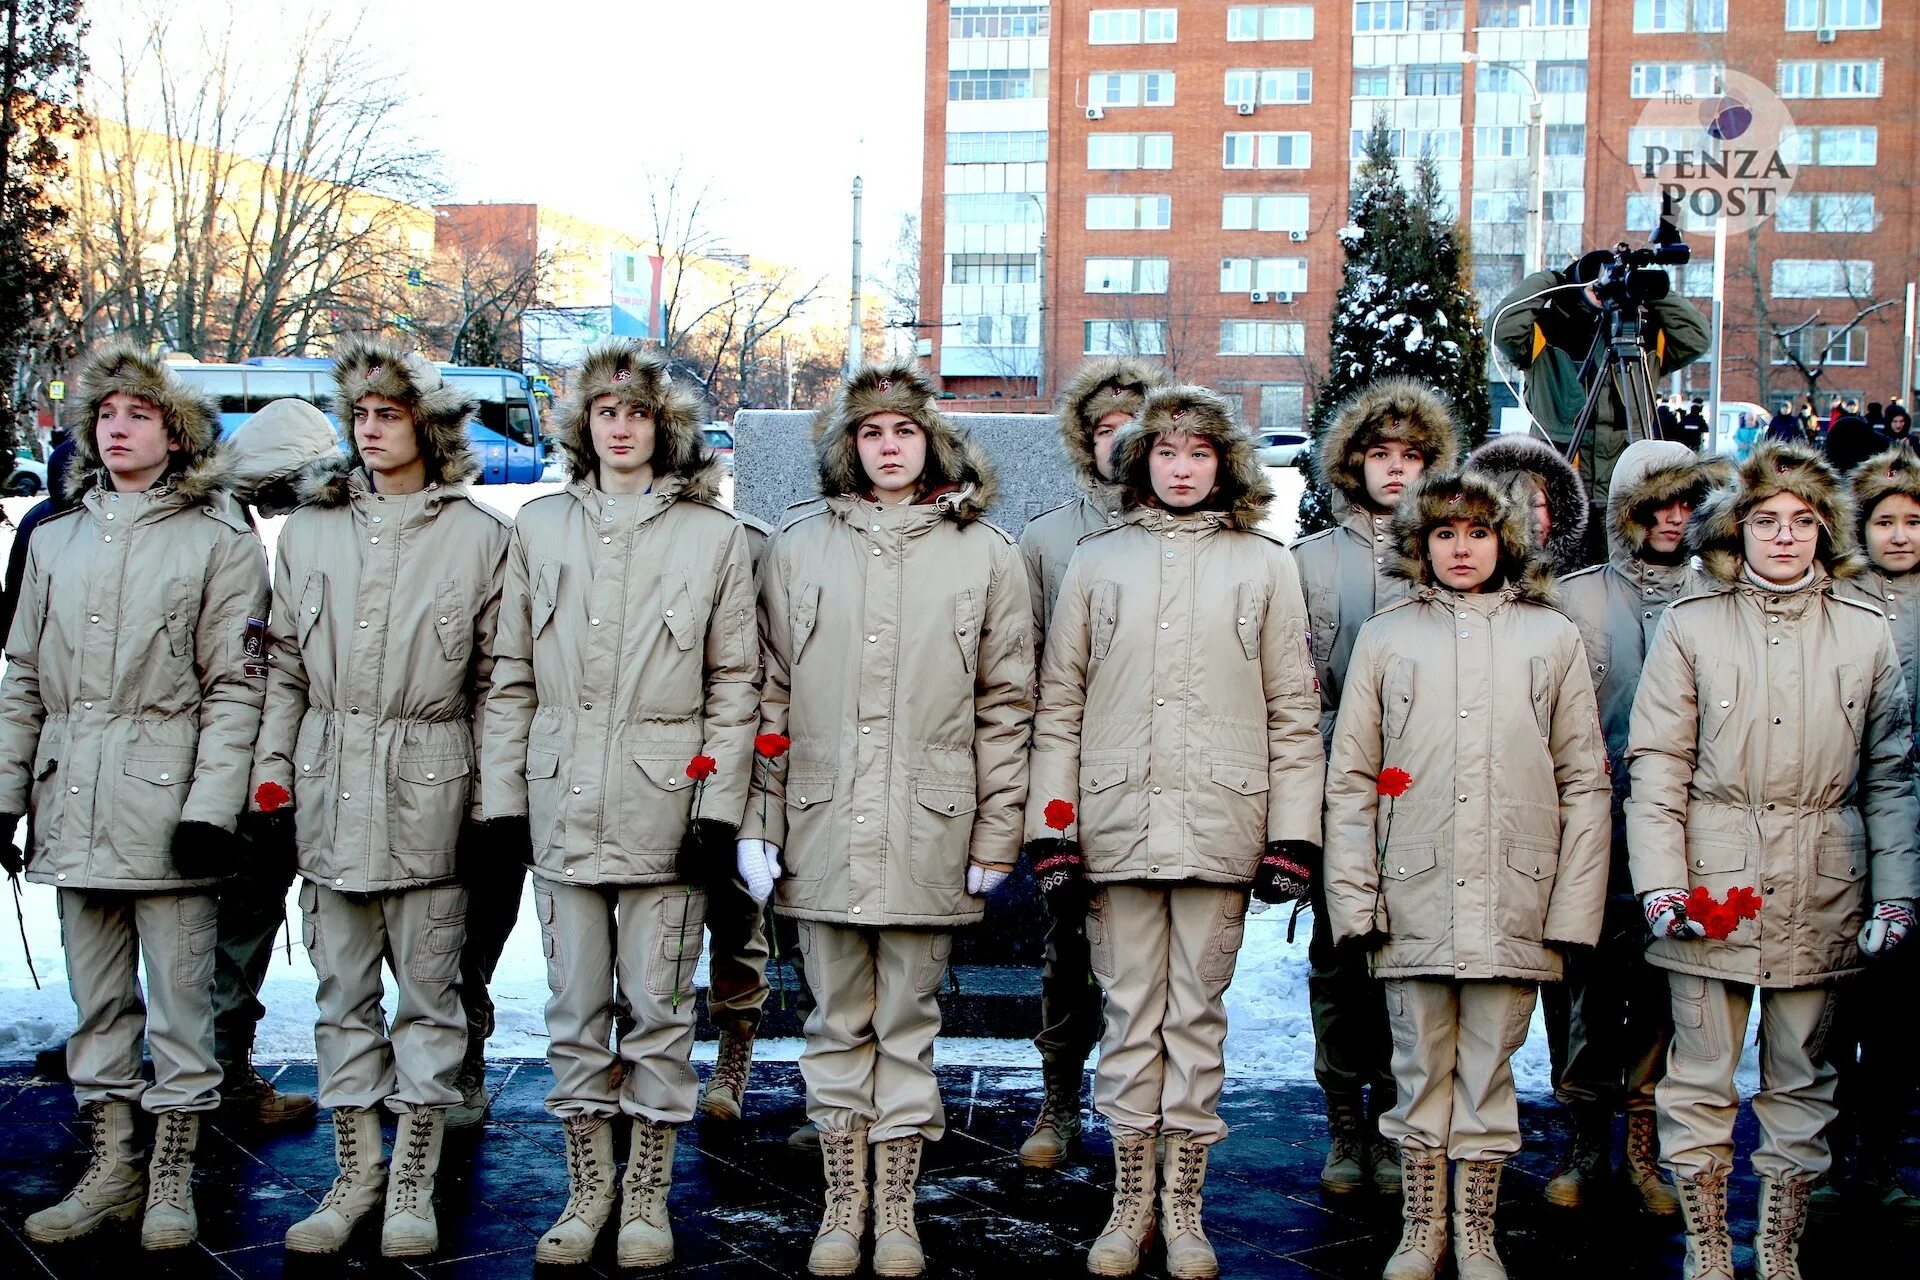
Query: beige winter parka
1295 378 1462 743
1024 386 1324 883
1324 469 1612 981
252 340 510 893
742 362 1034 928
481 342 759 883
0 340 269 890
1837 447 1920 748
1626 442 1920 987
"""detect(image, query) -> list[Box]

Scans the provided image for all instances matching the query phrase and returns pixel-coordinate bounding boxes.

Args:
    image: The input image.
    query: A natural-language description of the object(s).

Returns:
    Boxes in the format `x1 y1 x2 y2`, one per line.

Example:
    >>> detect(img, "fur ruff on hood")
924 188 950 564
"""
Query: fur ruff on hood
1388 467 1554 603
1111 385 1274 531
552 340 722 500
1607 438 1734 559
811 360 996 522
1466 434 1589 572
1690 440 1863 584
1315 377 1461 506
63 337 228 502
309 337 478 505
1054 356 1168 490
1850 445 1920 544
225 398 341 510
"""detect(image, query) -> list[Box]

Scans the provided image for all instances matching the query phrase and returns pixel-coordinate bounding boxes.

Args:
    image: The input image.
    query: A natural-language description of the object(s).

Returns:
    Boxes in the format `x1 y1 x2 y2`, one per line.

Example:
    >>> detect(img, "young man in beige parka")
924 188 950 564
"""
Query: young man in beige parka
482 340 758 1267
1014 354 1168 1169
1627 441 1920 1280
0 340 269 1251
1292 377 1459 1197
739 361 1033 1278
1325 469 1611 1280
251 339 511 1259
1545 438 1728 1214
1026 386 1325 1279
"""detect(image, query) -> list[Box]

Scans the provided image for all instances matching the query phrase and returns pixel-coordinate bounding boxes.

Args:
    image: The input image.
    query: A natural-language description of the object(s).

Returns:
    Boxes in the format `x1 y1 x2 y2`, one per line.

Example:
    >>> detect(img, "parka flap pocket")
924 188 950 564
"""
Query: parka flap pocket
32 726 65 780
1234 582 1263 661
1383 840 1438 881
294 715 332 777
1702 663 1739 740
1090 580 1119 661
953 590 983 674
531 561 561 639
396 755 471 786
1081 761 1129 794
297 572 326 645
526 749 560 781
1383 656 1415 739
913 782 977 818
788 775 835 809
1816 835 1867 882
164 577 196 659
1684 831 1750 876
434 581 469 662
1836 664 1866 739
1528 656 1552 737
790 581 821 661
636 755 695 793
661 574 698 653
1208 754 1270 796
124 753 194 786
1502 834 1559 882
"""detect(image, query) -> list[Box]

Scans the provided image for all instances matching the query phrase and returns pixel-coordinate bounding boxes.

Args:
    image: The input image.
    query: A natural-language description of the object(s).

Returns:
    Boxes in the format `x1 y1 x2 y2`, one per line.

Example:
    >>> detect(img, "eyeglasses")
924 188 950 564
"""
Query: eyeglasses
1742 514 1824 542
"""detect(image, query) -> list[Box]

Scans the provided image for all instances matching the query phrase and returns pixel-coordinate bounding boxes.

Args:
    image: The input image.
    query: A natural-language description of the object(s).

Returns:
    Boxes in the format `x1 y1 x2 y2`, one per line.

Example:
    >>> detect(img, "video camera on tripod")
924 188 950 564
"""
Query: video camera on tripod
1561 220 1694 465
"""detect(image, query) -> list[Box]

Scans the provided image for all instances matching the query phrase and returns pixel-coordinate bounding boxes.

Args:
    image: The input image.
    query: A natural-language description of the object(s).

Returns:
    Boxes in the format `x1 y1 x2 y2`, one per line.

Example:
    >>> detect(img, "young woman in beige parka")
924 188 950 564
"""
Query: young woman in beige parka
0 340 268 1251
1324 469 1610 1280
481 340 758 1267
1026 386 1324 1280
1626 441 1920 1280
1293 377 1461 1198
250 339 510 1260
740 361 1033 1278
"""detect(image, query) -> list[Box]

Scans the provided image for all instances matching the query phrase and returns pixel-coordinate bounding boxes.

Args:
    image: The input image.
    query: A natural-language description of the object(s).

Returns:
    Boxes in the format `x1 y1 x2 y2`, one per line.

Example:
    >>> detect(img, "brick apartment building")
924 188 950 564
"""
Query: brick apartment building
920 1 1918 431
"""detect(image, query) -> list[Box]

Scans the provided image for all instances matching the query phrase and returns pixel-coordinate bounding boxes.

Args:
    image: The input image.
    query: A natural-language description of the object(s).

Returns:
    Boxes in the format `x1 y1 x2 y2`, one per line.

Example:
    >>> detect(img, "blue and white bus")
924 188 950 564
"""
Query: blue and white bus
168 357 547 484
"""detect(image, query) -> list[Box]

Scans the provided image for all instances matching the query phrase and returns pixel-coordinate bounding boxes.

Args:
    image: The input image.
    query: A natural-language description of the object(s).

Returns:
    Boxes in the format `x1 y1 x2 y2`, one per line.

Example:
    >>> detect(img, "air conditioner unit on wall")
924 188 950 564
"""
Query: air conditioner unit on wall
1816 27 1836 42
1250 290 1270 303
1236 101 1256 115
1086 105 1105 120
1288 229 1307 242
1276 291 1295 304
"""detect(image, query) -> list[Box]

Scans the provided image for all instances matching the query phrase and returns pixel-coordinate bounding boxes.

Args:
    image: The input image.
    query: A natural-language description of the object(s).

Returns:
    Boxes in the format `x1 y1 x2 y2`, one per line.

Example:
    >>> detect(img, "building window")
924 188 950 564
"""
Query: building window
1354 68 1392 97
1088 8 1179 44
1770 259 1874 298
1775 192 1877 233
1088 133 1174 169
1629 126 1710 170
1475 127 1527 158
1088 71 1176 106
1220 257 1310 293
1473 255 1525 296
947 132 1048 164
1085 320 1168 355
1224 132 1313 169
1222 193 1311 231
1775 326 1867 366
1543 124 1586 156
1630 63 1725 99
1537 62 1587 93
1349 128 1462 160
949 68 1037 101
1777 61 1877 99
1412 1 1466 29
950 4 1051 39
1634 0 1726 31
1786 0 1881 31
1543 190 1583 223
1086 194 1173 230
1220 321 1307 355
1406 64 1465 96
947 193 1045 225
1227 4 1315 39
1259 384 1308 431
1226 68 1314 104
1785 126 1878 166
1085 257 1171 294
1471 191 1525 224
1532 0 1589 24
950 254 1038 285
1480 0 1527 23
1354 2 1407 32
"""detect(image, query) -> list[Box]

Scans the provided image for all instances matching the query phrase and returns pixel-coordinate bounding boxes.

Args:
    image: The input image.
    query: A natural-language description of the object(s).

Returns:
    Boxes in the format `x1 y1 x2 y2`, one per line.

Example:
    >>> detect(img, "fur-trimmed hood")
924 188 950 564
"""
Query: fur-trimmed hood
225 398 341 512
1690 440 1862 584
1388 468 1554 602
62 337 228 503
1111 385 1273 531
1466 434 1589 572
1607 438 1734 561
552 340 722 500
1316 377 1461 506
1055 356 1168 491
1850 445 1920 545
812 360 996 522
321 338 478 500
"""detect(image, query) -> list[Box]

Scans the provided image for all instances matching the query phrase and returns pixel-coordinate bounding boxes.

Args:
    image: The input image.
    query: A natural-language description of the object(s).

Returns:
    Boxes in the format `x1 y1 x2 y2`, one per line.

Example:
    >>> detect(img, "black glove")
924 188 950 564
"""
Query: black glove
171 820 240 880
491 814 534 869
1252 840 1319 905
237 808 297 882
456 815 533 880
0 812 23 876
1024 837 1087 916
677 818 738 887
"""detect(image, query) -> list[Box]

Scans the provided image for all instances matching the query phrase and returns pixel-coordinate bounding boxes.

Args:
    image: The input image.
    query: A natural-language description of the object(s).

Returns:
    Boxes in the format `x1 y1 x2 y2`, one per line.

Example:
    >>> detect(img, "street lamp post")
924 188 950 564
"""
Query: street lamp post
1463 52 1546 278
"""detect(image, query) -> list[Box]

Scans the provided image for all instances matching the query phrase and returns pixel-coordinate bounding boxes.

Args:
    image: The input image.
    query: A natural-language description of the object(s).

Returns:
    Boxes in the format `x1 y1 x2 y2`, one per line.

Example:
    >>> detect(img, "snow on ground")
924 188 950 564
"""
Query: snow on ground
0 471 1759 1093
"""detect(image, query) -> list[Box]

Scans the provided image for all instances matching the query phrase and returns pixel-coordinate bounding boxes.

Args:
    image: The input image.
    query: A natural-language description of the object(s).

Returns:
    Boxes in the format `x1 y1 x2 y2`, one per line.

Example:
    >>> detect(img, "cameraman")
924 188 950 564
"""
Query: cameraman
1494 252 1709 563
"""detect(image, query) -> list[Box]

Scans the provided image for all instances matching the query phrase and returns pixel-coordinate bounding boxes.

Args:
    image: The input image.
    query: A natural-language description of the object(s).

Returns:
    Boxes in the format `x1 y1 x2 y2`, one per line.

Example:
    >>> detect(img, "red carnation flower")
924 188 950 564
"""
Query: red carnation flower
255 781 291 813
686 755 718 782
1044 799 1076 832
755 733 792 759
1724 885 1763 922
1378 767 1413 799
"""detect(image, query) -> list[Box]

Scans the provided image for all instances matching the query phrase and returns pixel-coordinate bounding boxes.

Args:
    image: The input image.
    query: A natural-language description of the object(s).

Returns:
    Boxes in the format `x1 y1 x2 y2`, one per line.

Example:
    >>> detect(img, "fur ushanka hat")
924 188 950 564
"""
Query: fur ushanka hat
811 360 996 521
1110 385 1275 531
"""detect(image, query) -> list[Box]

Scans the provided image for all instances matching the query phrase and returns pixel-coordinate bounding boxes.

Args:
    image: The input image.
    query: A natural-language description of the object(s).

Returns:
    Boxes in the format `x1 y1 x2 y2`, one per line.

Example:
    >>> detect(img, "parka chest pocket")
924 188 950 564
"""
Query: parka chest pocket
1701 664 1739 741
163 577 197 659
1528 657 1553 738
1234 583 1264 661
953 590 983 674
297 572 326 647
790 582 821 663
661 573 699 653
1383 657 1415 739
433 581 469 662
1836 664 1866 742
531 561 561 639
1089 580 1119 661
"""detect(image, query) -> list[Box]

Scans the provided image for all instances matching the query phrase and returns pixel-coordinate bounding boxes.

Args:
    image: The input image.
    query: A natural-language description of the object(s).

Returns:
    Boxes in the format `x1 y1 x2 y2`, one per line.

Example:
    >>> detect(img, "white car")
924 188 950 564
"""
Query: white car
1256 429 1310 467
9 450 47 497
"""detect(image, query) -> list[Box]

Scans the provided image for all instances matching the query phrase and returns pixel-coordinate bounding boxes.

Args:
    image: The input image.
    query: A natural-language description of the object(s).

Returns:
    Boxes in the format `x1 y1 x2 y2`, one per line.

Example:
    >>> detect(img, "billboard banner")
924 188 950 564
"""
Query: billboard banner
611 251 666 339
